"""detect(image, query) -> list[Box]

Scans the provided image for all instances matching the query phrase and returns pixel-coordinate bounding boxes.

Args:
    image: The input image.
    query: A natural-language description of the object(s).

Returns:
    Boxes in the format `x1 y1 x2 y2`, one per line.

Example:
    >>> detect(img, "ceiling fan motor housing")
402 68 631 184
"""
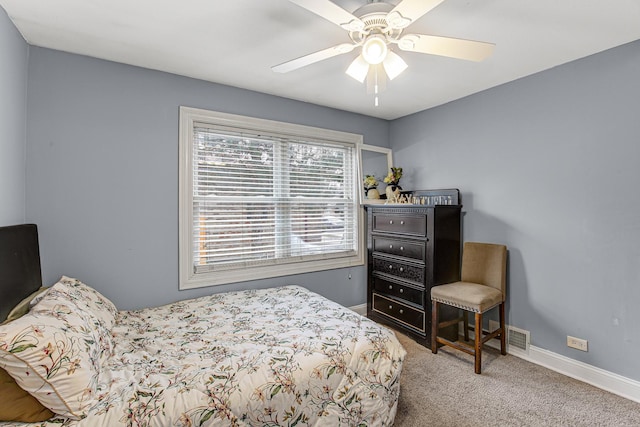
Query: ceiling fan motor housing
349 2 403 45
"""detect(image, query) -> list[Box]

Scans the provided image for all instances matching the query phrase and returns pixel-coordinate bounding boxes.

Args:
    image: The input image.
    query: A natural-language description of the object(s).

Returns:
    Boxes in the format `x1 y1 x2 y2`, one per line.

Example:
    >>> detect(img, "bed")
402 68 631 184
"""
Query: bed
0 224 406 427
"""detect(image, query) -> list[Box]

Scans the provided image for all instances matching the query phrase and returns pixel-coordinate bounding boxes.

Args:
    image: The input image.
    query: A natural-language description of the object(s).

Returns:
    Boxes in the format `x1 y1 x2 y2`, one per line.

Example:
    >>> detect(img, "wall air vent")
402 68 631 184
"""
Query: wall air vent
507 325 530 354
489 321 530 355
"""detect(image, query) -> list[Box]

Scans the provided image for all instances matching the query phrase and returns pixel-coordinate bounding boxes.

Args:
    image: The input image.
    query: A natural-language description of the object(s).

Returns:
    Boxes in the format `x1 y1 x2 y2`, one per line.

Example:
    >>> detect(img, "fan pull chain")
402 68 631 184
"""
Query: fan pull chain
374 67 380 107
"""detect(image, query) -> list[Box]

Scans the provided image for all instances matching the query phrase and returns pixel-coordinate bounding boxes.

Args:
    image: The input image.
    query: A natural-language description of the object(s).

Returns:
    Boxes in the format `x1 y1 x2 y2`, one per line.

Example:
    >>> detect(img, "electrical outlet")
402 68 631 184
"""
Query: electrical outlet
567 336 588 351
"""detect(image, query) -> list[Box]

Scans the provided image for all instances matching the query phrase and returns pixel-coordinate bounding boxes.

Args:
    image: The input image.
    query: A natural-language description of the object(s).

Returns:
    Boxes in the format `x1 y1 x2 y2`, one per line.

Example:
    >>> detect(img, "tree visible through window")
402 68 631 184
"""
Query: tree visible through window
179 107 363 289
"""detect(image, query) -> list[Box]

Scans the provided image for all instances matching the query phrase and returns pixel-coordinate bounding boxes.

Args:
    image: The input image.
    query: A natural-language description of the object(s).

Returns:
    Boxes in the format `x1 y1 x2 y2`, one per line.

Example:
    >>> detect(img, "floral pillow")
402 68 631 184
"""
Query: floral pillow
47 277 117 330
38 277 117 363
0 295 100 419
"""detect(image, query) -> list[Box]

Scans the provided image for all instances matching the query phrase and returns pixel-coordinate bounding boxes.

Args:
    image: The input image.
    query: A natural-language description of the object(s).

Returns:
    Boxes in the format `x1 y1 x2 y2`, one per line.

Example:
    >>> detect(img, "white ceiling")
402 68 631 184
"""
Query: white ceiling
2 0 640 120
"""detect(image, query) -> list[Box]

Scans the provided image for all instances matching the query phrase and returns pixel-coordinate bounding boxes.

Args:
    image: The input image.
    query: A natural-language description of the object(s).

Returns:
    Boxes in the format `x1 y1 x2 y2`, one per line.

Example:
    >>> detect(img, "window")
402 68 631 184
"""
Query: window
179 107 364 289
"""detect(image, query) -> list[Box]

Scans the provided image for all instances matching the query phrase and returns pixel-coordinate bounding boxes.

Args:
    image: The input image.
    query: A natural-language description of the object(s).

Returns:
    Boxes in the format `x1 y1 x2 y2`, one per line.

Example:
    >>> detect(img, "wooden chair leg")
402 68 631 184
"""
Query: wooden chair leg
463 311 469 342
499 302 507 355
474 312 482 374
431 300 439 354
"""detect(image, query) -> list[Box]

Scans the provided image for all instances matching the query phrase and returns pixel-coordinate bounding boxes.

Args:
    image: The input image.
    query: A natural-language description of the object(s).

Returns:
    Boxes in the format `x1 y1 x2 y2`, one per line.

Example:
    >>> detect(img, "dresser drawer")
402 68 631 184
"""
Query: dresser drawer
372 213 427 236
373 256 425 284
373 237 425 261
373 294 425 332
373 276 424 307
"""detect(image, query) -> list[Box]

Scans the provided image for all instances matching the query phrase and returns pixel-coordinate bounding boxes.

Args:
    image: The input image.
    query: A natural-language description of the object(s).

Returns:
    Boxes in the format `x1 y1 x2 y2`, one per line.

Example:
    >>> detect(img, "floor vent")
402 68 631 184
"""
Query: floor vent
488 321 530 355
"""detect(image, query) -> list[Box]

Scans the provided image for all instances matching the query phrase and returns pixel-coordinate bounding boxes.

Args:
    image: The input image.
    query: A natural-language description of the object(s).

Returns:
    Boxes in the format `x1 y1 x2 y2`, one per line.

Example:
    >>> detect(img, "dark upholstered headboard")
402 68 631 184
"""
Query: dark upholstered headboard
0 224 43 322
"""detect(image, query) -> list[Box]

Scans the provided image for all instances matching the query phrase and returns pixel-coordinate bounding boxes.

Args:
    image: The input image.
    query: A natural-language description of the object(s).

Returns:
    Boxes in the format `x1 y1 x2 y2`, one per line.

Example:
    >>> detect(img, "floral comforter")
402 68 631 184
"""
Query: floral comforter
3 285 405 427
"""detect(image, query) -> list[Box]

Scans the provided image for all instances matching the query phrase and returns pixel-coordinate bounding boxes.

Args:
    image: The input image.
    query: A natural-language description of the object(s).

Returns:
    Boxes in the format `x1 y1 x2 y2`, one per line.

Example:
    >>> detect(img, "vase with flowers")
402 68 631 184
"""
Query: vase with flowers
384 167 403 200
363 175 380 199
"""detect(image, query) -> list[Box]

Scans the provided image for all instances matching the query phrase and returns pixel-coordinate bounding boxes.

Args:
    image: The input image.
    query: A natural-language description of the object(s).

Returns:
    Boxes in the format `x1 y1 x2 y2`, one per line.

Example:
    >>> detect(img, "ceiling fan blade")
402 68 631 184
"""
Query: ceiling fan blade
387 0 446 29
288 0 365 32
272 43 355 73
398 34 495 62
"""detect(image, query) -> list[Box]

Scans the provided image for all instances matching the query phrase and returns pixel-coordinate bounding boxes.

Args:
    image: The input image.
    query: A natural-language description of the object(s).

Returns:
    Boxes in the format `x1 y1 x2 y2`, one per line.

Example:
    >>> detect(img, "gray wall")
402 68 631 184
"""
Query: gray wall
25 47 389 311
390 39 640 381
0 7 28 225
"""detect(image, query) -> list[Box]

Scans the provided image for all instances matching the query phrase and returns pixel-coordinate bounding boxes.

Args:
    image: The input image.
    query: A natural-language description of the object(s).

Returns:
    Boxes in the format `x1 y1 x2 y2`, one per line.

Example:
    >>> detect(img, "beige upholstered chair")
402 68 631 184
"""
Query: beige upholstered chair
431 242 507 374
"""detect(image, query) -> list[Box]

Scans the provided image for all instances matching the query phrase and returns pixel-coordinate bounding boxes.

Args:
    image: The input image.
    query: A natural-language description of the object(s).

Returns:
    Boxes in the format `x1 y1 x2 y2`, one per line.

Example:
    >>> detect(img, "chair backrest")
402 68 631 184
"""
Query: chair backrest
460 242 507 295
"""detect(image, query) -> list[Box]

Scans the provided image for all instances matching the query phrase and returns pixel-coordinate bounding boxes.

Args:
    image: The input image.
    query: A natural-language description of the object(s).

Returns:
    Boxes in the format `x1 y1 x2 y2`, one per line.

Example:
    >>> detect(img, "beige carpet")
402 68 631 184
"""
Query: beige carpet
392 330 640 426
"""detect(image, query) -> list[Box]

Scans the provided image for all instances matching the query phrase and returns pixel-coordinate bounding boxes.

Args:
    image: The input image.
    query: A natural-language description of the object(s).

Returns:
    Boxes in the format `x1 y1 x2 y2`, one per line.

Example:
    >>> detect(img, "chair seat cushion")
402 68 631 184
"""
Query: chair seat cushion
431 281 503 313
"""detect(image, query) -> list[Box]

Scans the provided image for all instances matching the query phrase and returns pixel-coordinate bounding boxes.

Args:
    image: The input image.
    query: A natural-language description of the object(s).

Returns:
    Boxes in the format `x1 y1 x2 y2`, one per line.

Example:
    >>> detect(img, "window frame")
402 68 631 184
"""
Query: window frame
179 106 365 290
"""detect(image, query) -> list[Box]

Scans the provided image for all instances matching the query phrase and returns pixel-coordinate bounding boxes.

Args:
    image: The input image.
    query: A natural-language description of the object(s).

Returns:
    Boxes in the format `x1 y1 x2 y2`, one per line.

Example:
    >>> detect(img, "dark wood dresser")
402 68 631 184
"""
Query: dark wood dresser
365 190 462 348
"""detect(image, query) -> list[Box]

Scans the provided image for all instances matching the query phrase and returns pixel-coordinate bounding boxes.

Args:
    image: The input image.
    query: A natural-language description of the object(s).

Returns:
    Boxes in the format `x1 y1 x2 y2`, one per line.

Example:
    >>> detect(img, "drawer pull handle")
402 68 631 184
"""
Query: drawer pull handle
399 309 404 314
389 265 393 270
400 246 404 251
399 288 404 293
389 305 393 310
400 220 405 225
388 285 393 290
399 267 404 272
389 244 393 249
389 220 394 225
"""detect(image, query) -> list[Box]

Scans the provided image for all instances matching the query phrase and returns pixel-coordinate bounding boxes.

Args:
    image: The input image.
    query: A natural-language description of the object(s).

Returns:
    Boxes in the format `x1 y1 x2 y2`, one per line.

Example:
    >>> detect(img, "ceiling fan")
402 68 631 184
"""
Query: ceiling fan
272 0 495 105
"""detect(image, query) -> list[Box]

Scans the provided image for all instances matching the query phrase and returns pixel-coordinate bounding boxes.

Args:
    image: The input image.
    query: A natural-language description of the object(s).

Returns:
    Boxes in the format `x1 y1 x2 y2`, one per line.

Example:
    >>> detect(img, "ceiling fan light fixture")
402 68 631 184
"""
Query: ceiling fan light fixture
383 51 408 80
345 55 370 82
362 35 388 65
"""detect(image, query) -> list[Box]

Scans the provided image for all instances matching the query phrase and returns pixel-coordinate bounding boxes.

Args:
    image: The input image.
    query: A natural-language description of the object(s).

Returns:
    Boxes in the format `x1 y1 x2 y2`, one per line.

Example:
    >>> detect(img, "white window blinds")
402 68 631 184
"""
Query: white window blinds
179 107 363 289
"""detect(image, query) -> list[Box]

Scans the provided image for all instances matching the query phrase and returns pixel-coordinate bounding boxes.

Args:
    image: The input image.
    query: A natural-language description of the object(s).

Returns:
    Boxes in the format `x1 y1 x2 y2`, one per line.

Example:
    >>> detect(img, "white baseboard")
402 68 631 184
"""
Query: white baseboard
517 345 640 404
484 334 640 404
349 303 367 316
